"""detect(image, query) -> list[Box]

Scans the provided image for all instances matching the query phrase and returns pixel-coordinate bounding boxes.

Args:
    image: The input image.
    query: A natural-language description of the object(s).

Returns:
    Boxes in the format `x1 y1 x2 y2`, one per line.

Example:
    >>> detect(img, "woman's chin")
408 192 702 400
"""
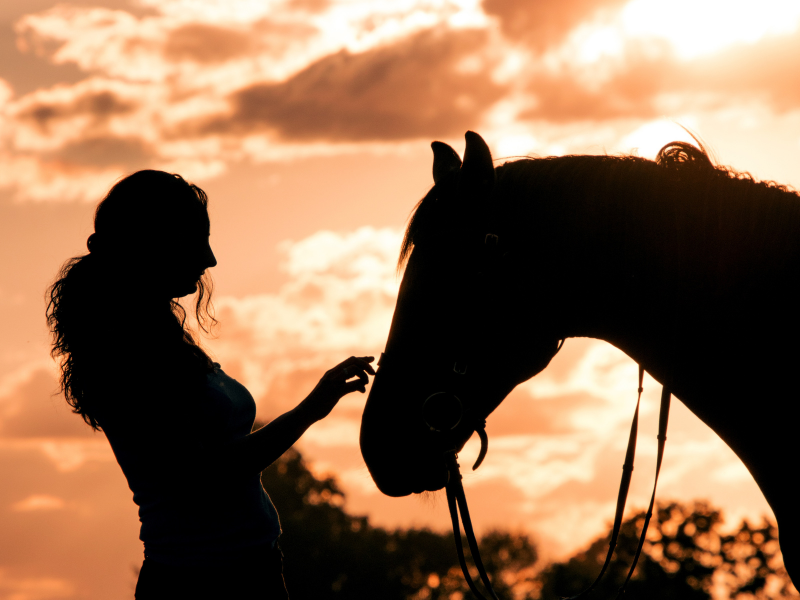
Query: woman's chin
172 283 198 299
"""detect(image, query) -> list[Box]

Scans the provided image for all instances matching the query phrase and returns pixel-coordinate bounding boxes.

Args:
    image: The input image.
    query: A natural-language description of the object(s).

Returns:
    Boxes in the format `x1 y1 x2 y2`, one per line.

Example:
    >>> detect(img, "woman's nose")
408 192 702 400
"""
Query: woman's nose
205 243 217 269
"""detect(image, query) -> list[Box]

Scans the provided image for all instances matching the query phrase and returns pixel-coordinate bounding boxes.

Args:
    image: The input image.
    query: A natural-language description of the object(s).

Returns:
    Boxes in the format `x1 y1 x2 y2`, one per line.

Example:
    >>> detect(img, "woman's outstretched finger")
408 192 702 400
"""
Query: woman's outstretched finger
358 357 376 374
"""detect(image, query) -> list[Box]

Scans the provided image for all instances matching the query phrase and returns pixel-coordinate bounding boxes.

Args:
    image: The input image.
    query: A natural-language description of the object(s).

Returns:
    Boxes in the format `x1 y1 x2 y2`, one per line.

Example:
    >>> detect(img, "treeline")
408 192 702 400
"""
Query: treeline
263 448 797 599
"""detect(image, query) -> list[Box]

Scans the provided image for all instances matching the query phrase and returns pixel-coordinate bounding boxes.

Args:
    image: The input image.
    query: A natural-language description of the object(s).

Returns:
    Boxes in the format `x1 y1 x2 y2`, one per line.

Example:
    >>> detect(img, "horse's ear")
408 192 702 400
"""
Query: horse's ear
459 131 494 193
431 141 462 184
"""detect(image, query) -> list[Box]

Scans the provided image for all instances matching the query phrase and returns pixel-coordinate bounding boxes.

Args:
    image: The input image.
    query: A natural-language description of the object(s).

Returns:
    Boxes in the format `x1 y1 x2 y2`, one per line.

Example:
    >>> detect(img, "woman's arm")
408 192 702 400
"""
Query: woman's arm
220 356 375 477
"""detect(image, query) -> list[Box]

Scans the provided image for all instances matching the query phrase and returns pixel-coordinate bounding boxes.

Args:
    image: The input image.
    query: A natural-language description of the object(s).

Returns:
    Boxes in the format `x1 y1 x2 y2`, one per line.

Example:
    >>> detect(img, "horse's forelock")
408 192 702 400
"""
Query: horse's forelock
398 185 434 273
398 176 461 274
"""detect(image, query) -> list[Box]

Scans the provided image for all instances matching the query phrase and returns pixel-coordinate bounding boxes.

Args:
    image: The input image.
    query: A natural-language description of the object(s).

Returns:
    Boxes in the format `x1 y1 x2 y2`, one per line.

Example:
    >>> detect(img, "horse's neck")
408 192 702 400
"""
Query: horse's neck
504 167 800 525
514 172 800 386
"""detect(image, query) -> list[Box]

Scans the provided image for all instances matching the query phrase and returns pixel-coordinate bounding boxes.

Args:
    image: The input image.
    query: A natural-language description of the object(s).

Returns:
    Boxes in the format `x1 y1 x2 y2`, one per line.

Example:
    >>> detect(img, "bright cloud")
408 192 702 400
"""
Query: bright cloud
621 0 800 59
2 0 504 201
12 493 66 512
4 0 800 202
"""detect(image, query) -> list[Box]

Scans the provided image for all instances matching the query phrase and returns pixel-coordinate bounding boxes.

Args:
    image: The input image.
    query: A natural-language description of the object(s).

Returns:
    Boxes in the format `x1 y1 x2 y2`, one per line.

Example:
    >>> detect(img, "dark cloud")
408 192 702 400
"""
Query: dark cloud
196 28 506 141
18 89 136 132
164 24 254 64
163 19 317 65
484 0 628 51
523 33 800 122
0 369 94 438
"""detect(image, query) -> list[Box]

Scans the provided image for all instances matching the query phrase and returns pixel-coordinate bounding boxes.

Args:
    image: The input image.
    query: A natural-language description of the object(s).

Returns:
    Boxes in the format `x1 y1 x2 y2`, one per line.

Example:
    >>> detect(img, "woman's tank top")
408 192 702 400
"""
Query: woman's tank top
98 362 281 566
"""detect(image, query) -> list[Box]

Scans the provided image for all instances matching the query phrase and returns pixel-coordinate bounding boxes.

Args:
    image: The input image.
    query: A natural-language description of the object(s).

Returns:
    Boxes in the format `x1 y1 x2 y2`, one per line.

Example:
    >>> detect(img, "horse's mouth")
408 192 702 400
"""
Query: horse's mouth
371 460 449 497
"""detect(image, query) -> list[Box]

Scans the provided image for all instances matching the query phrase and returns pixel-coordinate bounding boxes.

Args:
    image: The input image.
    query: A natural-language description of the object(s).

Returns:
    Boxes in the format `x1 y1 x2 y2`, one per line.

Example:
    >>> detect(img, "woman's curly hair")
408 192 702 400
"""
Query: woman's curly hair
46 170 217 431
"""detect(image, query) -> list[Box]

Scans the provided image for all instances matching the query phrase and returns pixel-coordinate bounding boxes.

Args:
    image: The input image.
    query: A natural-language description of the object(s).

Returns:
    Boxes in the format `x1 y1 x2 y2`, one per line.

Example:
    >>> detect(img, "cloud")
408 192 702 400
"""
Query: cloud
12 493 66 512
511 3 800 124
164 23 255 63
5 0 800 204
3 2 500 200
16 88 136 134
191 28 505 141
516 30 800 124
163 20 319 65
0 368 95 439
484 0 629 51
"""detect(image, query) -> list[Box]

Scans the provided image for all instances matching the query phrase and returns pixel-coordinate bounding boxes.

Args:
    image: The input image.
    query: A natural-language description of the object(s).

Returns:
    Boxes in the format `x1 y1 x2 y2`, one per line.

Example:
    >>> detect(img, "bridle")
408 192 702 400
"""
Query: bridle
378 232 673 600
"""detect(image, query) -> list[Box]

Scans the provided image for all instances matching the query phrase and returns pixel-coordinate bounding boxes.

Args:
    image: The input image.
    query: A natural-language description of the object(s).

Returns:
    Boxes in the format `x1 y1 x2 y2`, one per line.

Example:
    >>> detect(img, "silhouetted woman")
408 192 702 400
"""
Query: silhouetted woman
46 170 374 599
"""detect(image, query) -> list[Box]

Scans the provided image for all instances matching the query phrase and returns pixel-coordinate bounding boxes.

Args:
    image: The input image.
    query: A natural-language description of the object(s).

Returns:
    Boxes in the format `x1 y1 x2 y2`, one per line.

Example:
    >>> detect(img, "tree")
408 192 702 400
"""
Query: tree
537 501 796 600
261 447 539 599
260 442 794 600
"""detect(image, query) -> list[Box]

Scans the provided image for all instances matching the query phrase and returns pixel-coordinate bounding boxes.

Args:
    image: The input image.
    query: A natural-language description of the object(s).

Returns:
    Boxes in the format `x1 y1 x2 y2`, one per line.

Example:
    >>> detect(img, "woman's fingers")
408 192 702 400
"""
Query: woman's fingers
335 356 374 394
338 356 375 374
336 356 375 380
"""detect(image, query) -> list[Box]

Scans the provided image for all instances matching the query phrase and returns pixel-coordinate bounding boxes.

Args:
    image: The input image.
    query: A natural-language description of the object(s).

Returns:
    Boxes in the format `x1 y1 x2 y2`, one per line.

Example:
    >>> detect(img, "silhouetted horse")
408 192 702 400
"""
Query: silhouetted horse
359 131 800 585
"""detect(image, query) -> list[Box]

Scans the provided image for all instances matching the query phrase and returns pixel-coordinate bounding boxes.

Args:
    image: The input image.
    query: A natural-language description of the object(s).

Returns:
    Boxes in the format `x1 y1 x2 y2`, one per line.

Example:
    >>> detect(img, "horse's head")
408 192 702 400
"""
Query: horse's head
360 131 563 497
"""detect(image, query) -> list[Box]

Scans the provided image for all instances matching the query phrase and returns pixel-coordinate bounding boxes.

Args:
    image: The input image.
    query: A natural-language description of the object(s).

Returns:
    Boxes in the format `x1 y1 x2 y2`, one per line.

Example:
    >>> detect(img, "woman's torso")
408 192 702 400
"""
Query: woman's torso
96 360 281 566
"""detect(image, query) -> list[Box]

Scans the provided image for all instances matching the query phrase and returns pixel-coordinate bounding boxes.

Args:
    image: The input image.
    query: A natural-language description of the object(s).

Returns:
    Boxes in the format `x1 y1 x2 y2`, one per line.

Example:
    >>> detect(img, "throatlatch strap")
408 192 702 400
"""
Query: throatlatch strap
564 366 645 600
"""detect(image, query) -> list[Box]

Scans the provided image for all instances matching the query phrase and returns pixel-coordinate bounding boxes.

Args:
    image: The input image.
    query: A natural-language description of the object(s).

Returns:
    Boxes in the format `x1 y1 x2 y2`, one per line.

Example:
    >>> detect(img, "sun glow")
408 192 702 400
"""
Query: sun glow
621 119 701 160
622 0 800 59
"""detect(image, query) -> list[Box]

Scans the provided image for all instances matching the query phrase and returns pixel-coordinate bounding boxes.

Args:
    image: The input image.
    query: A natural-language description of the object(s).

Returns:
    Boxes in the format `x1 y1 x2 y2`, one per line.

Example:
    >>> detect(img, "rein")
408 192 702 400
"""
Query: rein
424 363 672 600
379 232 674 600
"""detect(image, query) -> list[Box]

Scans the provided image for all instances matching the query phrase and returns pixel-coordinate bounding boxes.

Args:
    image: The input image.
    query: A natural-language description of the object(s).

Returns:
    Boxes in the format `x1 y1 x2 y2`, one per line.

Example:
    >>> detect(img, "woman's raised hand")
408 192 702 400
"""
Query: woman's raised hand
300 356 376 423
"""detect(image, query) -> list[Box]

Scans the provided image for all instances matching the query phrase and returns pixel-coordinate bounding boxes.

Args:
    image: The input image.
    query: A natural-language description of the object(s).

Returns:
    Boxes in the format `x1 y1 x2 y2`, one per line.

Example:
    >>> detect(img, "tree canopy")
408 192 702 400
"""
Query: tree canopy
261 447 796 600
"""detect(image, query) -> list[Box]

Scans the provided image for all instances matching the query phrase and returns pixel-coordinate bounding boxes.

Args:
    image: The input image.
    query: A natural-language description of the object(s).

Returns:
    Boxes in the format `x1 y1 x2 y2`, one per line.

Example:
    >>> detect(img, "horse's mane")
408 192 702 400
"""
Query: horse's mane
399 142 798 275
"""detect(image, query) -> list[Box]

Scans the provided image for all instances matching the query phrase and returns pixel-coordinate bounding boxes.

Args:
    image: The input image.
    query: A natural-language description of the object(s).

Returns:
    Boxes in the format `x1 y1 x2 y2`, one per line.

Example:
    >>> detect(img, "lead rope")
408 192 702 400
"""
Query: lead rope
443 366 671 600
445 432 500 600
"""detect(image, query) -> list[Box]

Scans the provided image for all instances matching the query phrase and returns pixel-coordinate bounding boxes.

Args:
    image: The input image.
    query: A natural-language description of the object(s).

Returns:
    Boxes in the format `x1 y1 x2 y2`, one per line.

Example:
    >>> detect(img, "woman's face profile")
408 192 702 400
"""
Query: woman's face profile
150 213 217 300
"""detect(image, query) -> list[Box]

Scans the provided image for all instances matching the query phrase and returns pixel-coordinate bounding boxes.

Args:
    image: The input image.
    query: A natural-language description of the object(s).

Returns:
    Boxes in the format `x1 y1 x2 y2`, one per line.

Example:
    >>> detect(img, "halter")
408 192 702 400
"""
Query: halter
377 232 673 600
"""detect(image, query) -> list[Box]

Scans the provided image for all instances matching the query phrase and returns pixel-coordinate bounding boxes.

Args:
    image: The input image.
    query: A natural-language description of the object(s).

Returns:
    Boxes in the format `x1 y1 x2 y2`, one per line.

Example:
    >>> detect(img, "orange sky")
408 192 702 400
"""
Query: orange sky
2 0 800 598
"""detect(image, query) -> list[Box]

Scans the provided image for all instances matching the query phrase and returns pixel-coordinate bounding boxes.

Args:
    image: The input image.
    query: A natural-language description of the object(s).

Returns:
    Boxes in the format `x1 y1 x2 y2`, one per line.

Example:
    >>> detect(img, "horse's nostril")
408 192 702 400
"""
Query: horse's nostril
422 392 463 432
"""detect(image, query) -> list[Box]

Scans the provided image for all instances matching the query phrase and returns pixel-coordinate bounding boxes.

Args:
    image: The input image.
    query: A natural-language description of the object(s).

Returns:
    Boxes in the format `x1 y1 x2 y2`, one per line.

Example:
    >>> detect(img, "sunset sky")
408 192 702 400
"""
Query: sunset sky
2 0 800 598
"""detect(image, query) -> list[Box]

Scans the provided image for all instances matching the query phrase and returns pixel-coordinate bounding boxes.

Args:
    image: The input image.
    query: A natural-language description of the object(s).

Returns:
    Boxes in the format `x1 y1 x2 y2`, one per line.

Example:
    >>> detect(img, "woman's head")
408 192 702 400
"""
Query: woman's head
47 170 218 430
89 170 217 300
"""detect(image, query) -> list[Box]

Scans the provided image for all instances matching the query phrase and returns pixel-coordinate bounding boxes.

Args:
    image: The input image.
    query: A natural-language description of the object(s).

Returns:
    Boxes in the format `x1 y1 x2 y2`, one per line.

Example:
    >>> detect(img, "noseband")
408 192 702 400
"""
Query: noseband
378 232 673 600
